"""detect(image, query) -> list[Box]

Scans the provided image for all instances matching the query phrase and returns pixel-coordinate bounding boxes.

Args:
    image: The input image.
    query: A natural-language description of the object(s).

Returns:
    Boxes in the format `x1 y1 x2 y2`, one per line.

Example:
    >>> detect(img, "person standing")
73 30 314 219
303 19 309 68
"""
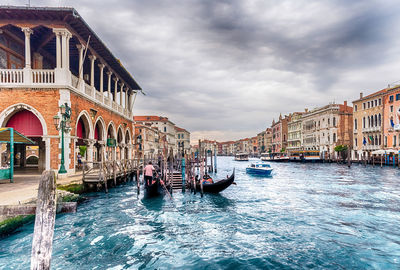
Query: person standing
144 161 155 186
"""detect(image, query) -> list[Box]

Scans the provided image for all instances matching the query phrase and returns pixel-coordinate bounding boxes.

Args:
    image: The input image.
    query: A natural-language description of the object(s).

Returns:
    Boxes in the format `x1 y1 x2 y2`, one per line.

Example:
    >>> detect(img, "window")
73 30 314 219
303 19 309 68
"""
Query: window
368 102 370 108
333 133 336 143
379 98 382 105
385 136 387 147
355 138 358 147
378 114 381 126
391 105 394 113
379 135 382 145
375 100 377 106
354 119 357 130
363 117 365 128
355 105 358 112
328 118 330 125
0 33 24 69
394 135 397 147
363 103 366 109
396 94 400 101
390 95 394 102
182 134 184 139
333 117 336 127
164 127 166 132
374 115 377 127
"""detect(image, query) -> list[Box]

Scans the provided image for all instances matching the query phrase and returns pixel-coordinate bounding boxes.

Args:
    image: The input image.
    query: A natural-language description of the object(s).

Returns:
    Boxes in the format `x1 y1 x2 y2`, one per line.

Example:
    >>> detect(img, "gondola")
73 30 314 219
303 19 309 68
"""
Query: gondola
196 170 235 193
144 177 164 198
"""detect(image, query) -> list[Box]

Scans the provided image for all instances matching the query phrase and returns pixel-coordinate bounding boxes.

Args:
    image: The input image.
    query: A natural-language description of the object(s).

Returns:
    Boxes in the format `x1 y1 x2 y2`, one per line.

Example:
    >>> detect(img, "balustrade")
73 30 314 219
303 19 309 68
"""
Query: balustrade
0 69 24 84
32 70 55 84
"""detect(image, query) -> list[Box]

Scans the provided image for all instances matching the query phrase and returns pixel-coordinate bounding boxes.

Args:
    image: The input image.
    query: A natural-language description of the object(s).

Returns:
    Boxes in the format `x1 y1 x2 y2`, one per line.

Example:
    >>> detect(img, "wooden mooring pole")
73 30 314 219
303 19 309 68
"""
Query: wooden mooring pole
31 171 57 270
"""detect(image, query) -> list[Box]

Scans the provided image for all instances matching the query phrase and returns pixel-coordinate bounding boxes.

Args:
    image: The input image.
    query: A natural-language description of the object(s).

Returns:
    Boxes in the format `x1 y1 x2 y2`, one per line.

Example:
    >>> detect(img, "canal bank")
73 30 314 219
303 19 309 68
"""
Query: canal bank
0 157 399 269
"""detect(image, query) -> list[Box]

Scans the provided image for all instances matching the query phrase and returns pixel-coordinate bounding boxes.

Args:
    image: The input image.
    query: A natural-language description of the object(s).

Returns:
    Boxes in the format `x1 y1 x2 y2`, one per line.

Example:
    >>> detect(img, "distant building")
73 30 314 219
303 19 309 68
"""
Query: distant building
271 114 291 153
287 112 306 153
134 116 177 155
352 90 385 159
134 124 160 159
302 102 352 159
382 86 400 151
175 126 190 155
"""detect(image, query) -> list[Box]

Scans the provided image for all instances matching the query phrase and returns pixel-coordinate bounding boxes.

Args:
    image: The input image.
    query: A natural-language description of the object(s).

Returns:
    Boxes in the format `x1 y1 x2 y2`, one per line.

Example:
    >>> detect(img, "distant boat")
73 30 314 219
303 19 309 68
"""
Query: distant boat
260 152 272 161
246 162 273 176
235 153 249 161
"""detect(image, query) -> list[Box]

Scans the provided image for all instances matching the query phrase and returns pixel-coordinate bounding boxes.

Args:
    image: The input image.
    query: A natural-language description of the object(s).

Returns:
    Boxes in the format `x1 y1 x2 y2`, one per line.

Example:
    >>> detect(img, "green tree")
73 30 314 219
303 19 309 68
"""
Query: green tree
334 145 348 161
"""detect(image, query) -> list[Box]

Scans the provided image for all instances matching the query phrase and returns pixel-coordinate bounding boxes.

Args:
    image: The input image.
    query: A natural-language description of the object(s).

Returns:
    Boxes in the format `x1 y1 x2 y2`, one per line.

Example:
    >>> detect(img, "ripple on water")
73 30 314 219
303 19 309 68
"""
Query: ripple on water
0 157 400 269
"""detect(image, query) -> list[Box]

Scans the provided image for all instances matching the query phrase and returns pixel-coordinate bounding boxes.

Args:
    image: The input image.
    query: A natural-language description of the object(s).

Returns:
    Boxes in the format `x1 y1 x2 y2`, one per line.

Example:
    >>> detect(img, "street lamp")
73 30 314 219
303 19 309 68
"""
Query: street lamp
53 103 71 174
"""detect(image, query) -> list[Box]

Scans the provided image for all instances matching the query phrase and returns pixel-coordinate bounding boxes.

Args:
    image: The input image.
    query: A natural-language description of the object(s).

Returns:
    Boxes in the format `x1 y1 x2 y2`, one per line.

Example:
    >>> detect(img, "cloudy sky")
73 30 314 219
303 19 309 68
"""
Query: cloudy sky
8 0 400 143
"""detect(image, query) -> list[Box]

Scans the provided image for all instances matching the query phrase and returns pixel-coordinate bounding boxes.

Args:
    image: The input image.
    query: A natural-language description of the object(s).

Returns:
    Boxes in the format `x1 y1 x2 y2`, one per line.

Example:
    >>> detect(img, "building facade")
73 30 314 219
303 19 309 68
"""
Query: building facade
0 7 141 175
175 126 190 155
352 91 385 159
382 86 400 151
287 112 304 153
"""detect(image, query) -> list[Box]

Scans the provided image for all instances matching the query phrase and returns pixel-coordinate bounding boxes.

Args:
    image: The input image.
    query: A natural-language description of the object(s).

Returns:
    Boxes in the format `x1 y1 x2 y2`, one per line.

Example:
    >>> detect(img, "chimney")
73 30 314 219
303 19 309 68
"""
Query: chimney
360 92 363 99
344 100 347 107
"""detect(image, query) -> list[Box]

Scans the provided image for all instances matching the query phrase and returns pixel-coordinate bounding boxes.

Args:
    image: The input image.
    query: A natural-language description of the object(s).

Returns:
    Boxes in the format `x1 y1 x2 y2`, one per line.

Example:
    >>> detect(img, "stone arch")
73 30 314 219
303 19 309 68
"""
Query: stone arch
117 125 125 144
75 110 93 140
0 103 47 136
94 116 106 141
107 121 117 139
0 103 49 171
124 128 132 160
125 128 131 144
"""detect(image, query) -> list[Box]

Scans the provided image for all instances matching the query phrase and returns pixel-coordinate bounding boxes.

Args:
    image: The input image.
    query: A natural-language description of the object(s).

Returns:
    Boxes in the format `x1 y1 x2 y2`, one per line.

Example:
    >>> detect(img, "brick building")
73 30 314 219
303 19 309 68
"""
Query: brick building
0 7 141 175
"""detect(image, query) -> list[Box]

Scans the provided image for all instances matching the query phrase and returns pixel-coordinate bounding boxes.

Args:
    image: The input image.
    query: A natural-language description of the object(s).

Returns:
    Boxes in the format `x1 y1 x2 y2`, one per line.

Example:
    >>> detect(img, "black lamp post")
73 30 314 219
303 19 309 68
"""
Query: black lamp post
53 103 71 174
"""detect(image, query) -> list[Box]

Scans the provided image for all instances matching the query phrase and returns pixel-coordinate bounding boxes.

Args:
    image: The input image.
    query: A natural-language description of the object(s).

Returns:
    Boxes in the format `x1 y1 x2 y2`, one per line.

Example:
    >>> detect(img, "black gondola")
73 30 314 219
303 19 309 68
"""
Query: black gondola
196 170 235 193
144 177 164 198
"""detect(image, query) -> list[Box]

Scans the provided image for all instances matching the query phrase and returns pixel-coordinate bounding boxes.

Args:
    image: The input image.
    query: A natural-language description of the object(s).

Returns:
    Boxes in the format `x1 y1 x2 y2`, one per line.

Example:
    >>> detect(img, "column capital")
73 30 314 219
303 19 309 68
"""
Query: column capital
113 77 119 82
53 28 72 37
119 82 124 87
98 63 105 69
21 27 33 36
76 44 85 51
88 54 97 61
106 71 112 77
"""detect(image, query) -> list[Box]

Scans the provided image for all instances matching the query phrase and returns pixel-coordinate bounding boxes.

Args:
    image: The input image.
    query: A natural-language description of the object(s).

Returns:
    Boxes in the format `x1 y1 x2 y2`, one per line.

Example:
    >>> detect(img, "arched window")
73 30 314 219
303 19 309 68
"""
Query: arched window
333 117 336 127
354 119 357 130
333 133 336 143
374 115 377 127
363 117 366 128
378 114 381 126
375 135 378 145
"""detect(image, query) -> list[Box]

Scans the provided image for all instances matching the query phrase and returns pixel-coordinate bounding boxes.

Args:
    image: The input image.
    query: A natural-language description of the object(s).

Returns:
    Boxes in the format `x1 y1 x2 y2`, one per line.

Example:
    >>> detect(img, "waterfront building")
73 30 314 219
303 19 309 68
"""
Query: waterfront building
250 136 258 156
257 130 266 154
133 116 177 155
134 124 160 159
382 86 400 151
219 141 235 156
0 6 141 175
235 138 250 154
271 114 291 154
352 91 385 159
265 128 272 154
302 102 353 159
287 112 305 153
175 126 190 155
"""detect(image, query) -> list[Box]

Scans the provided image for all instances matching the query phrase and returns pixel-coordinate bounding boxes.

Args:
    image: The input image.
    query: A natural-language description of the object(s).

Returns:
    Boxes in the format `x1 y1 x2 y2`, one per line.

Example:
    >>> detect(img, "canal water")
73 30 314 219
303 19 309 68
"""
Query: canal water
1 157 400 269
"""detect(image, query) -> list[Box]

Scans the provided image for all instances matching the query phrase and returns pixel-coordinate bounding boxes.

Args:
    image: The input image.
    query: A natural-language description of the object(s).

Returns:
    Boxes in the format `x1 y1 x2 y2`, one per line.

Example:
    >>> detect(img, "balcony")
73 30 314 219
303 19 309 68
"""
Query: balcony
362 145 381 150
362 126 381 133
0 68 131 120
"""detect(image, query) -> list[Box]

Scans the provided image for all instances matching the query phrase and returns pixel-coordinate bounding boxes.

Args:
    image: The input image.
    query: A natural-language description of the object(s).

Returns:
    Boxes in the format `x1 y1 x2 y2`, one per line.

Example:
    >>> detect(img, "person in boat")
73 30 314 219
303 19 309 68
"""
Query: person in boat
144 161 155 186
202 174 213 185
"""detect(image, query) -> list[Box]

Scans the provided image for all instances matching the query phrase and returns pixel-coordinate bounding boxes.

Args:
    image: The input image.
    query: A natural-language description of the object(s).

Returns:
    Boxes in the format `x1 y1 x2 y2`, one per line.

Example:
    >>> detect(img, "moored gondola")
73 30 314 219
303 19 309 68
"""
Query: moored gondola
196 170 235 193
144 176 166 198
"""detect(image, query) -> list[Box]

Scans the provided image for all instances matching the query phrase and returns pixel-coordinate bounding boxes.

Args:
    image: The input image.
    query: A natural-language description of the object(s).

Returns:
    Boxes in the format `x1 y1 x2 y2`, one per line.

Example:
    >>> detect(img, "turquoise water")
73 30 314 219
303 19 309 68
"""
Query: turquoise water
1 157 400 269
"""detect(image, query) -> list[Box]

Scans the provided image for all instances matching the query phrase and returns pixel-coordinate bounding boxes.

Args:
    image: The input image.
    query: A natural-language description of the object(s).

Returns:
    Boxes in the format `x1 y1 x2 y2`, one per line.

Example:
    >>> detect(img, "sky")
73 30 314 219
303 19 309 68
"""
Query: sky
7 0 400 143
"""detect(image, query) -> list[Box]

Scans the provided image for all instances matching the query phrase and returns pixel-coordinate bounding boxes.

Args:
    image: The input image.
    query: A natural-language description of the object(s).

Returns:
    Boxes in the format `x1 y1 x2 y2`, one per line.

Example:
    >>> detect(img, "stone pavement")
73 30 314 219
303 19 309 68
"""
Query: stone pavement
0 168 82 205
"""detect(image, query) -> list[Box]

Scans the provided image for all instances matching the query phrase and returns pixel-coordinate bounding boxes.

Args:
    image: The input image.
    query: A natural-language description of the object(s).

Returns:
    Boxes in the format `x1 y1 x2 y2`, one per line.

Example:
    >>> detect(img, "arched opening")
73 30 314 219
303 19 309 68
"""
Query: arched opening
93 118 105 163
75 113 92 170
2 109 45 173
117 127 124 160
107 123 116 161
125 129 131 160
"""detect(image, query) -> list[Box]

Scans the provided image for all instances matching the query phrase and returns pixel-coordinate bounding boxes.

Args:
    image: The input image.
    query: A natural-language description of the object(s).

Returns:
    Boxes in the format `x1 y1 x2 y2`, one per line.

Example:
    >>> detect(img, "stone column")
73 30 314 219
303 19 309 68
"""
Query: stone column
107 71 112 102
65 33 71 70
88 55 97 87
98 63 105 101
125 88 128 109
21 27 33 68
120 83 124 106
53 30 61 69
76 44 85 80
87 140 95 165
113 77 119 103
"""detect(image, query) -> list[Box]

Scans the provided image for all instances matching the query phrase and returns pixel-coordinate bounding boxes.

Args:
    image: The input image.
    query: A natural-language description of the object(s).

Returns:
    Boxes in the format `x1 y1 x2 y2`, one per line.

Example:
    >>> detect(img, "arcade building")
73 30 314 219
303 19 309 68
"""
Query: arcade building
0 6 141 175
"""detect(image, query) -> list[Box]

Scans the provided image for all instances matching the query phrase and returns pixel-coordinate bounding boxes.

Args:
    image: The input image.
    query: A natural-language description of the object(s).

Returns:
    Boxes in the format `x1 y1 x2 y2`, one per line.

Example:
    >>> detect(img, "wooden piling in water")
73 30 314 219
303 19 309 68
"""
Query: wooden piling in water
31 171 57 270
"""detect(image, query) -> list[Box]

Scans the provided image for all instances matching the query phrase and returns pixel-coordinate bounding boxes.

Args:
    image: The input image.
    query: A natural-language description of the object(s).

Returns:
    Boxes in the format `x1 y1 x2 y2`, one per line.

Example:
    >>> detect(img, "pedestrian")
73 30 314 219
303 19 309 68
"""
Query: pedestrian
144 161 155 186
77 152 82 169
